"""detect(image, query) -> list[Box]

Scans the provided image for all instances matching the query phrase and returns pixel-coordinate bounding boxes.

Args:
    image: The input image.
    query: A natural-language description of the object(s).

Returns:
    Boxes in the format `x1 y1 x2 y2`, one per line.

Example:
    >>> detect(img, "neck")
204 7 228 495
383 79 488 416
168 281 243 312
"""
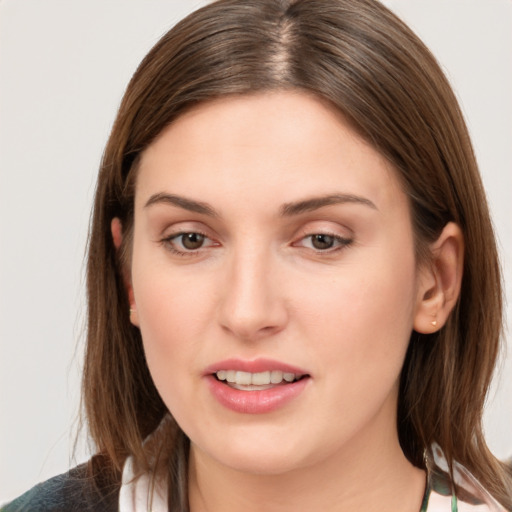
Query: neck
188 423 426 512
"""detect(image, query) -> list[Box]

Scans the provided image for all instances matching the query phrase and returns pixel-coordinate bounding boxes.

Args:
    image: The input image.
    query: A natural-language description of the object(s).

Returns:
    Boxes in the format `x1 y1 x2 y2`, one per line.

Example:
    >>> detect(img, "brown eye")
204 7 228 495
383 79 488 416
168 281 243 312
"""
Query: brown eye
180 233 205 250
296 233 353 253
310 234 335 250
162 230 218 256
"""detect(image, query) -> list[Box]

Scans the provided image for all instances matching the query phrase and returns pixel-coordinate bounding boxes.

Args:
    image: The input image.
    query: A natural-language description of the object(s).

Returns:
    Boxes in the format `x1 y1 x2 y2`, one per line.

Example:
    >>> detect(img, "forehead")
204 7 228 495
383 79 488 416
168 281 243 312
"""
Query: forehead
136 91 406 216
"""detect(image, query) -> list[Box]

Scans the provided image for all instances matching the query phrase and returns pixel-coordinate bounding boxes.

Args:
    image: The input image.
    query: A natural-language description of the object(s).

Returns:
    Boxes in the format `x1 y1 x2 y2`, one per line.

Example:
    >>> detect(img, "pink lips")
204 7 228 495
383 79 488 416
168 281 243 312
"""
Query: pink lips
203 358 308 376
204 358 310 414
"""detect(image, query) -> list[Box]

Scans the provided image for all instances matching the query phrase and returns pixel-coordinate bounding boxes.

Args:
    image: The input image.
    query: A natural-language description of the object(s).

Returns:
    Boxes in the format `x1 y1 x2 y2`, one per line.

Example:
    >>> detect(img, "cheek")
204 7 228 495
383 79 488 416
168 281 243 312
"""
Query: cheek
130 255 214 390
296 248 417 386
132 278 210 427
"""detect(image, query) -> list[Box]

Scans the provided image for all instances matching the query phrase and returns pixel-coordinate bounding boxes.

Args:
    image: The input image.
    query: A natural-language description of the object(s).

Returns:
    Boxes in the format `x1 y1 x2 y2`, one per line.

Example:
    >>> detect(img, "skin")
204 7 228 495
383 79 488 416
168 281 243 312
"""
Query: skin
112 91 463 512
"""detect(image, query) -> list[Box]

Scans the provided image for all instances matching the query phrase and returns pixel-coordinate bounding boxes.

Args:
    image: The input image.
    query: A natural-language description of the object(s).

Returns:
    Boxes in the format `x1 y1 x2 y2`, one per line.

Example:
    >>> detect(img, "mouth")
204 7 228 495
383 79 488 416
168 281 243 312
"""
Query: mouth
214 370 308 391
204 358 311 412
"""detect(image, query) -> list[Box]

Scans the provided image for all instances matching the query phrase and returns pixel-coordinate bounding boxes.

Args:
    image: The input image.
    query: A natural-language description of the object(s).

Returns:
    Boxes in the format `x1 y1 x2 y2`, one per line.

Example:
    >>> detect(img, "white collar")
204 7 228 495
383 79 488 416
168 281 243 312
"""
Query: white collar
118 443 505 512
119 455 168 512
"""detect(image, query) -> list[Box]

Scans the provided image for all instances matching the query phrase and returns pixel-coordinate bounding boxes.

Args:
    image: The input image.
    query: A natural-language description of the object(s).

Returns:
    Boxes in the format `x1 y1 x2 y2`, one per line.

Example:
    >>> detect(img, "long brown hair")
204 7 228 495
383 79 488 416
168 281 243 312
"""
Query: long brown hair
83 0 511 508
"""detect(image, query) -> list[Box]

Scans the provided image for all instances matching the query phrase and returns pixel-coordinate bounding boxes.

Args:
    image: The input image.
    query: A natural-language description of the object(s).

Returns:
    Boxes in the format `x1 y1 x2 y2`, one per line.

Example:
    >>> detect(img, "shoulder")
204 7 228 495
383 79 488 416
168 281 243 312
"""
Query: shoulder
426 446 509 512
0 457 120 512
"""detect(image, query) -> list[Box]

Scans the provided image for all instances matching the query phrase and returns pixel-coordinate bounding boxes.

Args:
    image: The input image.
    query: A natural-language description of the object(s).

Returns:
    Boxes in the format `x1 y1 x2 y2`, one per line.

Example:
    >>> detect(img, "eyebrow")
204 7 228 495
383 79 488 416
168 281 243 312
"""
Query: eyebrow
280 194 378 216
143 192 377 217
144 193 219 217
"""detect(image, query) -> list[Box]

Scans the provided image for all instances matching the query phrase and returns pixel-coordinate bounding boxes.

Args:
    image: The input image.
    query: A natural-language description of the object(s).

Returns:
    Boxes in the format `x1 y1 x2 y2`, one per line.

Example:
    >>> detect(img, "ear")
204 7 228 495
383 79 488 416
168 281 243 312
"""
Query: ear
413 222 464 333
111 218 139 327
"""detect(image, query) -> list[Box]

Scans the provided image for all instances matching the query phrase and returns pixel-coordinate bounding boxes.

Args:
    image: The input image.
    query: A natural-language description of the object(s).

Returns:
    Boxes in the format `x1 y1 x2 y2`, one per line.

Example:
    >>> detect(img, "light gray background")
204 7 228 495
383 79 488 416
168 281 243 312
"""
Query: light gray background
0 0 511 503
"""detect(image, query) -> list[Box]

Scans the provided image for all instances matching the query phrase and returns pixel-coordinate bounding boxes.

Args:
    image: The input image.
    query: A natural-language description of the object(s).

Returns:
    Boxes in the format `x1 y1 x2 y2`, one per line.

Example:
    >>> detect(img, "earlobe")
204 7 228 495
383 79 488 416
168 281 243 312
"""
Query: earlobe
111 218 139 327
413 222 464 334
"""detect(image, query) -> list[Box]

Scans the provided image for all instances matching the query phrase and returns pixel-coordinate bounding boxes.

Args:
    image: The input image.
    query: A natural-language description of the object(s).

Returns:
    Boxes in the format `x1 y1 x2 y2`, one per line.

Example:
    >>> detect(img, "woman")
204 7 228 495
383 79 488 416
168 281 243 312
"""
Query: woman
3 0 511 510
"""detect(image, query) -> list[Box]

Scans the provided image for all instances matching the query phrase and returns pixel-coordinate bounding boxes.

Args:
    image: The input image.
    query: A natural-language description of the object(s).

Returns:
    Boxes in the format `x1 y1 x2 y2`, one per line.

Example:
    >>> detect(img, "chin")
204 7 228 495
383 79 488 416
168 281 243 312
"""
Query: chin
195 425 320 476
216 449 306 476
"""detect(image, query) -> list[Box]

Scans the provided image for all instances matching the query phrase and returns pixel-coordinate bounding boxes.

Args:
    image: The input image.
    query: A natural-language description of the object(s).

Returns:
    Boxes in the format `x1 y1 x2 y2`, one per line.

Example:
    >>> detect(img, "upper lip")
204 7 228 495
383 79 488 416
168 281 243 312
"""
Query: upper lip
203 358 310 377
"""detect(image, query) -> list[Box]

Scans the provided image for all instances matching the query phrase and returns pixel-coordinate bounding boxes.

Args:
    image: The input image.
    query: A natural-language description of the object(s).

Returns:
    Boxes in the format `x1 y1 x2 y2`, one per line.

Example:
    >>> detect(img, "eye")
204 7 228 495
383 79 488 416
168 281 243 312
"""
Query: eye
176 232 206 250
298 233 352 252
309 234 336 250
162 231 217 255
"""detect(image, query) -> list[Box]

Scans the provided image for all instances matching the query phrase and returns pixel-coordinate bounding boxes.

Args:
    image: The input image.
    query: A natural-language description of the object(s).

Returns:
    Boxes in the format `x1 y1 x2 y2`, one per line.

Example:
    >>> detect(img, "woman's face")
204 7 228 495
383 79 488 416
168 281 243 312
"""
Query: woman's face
128 91 425 474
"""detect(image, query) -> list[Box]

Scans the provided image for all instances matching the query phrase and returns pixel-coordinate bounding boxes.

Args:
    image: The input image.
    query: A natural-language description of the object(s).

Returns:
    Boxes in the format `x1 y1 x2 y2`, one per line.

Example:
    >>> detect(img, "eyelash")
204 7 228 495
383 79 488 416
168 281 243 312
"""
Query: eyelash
295 233 353 253
160 231 215 257
160 231 353 257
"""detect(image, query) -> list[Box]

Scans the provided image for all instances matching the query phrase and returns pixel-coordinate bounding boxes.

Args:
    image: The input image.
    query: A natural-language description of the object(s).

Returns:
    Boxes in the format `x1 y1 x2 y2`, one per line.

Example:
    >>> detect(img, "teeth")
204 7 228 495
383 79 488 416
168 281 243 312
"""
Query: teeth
270 370 282 384
252 371 270 385
215 370 300 386
235 371 252 385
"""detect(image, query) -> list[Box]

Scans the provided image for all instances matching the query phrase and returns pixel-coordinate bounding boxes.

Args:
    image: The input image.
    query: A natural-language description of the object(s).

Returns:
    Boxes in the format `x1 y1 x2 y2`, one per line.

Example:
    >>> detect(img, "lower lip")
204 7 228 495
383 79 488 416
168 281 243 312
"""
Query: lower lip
206 375 310 414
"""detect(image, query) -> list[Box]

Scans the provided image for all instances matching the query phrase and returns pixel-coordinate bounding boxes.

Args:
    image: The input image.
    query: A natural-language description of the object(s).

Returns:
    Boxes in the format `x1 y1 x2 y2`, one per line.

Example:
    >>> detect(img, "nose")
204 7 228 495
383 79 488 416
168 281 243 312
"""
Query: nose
217 247 288 341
